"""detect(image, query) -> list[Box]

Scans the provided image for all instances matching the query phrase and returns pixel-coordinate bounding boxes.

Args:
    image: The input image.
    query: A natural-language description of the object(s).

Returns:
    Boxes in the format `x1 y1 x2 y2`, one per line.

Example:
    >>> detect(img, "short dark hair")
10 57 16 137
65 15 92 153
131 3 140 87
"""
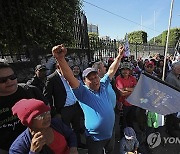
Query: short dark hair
92 61 104 70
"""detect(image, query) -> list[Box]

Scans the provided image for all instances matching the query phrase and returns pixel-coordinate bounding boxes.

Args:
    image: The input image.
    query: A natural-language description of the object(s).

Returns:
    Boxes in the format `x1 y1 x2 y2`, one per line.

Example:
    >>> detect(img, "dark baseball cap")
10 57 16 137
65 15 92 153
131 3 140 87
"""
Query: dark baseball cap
120 62 132 70
82 67 97 78
35 65 47 71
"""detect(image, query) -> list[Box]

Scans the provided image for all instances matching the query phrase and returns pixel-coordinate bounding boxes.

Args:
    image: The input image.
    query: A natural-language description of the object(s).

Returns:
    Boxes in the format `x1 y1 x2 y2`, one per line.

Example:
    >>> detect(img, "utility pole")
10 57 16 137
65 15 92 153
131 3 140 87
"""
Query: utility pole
141 15 143 31
162 0 174 81
154 11 156 44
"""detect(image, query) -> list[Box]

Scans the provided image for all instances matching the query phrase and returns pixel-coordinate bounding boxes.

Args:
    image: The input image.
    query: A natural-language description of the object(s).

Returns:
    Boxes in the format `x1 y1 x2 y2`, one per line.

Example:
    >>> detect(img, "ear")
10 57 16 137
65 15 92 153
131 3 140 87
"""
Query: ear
83 78 87 83
83 78 89 86
97 69 101 73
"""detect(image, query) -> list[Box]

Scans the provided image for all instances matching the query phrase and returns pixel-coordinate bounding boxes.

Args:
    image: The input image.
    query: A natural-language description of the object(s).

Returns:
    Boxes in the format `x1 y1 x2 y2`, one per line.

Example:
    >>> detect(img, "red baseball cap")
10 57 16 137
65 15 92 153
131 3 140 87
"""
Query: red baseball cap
145 61 155 67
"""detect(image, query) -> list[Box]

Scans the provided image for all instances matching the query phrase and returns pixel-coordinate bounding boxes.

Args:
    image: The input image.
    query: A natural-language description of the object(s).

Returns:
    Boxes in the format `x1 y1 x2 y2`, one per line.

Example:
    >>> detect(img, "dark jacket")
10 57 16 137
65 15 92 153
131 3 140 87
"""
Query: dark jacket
9 118 77 154
166 113 180 137
27 76 45 92
0 84 48 151
43 71 67 113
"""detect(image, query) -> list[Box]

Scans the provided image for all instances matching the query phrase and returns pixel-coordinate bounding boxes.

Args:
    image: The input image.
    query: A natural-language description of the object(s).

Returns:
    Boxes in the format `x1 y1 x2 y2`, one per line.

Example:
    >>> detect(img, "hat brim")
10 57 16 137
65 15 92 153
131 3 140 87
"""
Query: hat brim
36 68 47 71
120 67 131 70
125 135 134 140
86 71 97 76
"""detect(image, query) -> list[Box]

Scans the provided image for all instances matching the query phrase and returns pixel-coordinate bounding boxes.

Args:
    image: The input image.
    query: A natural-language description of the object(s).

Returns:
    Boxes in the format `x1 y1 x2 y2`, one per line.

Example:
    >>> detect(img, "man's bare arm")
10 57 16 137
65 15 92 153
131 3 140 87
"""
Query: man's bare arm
107 46 124 80
52 44 80 88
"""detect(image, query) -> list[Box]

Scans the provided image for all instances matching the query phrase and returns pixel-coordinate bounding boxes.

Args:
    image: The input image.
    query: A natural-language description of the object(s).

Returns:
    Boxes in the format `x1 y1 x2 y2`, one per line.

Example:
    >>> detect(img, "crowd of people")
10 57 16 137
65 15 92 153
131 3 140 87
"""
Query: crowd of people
0 44 179 154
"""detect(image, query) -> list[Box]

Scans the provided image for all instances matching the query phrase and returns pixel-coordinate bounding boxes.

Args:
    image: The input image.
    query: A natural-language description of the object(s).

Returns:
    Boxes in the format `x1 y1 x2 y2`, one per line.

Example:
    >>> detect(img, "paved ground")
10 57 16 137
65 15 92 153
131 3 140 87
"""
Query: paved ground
78 112 180 154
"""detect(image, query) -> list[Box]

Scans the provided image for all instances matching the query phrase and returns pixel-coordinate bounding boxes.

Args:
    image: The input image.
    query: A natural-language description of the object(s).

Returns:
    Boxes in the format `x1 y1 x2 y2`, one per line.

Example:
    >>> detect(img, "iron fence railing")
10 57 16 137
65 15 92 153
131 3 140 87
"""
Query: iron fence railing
88 38 175 63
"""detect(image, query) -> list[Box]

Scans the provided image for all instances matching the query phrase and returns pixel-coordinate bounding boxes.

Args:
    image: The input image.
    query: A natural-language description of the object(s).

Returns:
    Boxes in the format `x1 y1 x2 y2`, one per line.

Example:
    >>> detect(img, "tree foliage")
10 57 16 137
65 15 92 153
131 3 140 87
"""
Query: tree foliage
162 28 180 47
88 32 99 40
0 0 81 53
148 34 162 45
88 32 101 49
127 31 147 44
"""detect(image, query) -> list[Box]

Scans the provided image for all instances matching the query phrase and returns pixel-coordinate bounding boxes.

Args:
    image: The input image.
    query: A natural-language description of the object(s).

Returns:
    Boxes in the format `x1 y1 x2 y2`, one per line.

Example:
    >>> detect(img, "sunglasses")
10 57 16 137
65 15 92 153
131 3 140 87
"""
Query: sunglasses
33 111 51 120
0 74 17 83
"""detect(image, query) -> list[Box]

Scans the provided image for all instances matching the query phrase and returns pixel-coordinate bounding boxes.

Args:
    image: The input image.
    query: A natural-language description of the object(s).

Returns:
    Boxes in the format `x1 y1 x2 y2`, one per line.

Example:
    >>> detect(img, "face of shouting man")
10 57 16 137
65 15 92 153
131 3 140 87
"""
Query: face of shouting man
84 72 100 92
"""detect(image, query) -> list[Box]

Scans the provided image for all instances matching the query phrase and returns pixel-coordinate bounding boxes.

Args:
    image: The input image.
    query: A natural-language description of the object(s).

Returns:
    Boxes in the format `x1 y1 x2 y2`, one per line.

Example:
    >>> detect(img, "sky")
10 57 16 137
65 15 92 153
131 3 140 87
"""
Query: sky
82 0 180 41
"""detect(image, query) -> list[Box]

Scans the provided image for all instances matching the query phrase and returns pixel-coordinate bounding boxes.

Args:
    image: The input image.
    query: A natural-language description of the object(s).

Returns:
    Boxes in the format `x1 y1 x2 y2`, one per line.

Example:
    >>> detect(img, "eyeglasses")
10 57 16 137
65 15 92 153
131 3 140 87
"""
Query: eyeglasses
33 111 51 120
0 74 17 83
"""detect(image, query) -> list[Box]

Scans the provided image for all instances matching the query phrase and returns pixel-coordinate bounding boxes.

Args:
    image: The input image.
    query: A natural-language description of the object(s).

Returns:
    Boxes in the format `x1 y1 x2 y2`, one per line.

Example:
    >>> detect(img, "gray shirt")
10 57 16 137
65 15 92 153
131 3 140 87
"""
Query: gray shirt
165 72 180 90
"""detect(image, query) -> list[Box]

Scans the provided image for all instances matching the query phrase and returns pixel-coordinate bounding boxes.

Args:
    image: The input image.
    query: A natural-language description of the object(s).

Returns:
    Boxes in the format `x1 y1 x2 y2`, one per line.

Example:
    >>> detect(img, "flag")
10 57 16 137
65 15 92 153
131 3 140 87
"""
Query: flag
124 33 131 57
126 73 180 115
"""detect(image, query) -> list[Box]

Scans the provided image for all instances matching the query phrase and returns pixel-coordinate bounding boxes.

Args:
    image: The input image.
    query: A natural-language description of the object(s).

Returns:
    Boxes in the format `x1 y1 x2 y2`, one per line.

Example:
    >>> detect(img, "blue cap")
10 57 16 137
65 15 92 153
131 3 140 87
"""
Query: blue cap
124 127 136 139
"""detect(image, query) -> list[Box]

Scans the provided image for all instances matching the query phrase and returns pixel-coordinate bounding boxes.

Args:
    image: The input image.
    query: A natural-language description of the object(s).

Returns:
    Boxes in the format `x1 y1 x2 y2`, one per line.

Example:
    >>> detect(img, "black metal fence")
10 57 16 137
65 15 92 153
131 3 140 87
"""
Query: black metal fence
88 38 175 63
0 11 176 65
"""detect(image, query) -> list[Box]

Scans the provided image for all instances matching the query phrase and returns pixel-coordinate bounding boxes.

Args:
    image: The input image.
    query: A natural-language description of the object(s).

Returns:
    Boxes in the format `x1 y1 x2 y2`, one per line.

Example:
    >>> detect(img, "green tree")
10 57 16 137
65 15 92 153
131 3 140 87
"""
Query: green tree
88 32 99 49
88 32 99 40
149 34 162 45
128 31 147 44
0 0 81 53
162 28 180 47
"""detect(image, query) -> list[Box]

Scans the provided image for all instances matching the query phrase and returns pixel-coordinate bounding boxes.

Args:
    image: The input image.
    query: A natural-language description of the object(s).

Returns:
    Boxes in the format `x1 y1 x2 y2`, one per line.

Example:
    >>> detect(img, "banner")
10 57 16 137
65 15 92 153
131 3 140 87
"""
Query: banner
126 73 180 115
124 33 131 57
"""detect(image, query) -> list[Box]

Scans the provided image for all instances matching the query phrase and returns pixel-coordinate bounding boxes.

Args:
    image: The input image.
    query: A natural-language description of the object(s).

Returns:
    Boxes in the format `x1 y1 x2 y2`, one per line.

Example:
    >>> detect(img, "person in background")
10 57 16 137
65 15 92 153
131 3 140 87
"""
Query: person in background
132 60 142 80
137 60 144 71
9 98 78 154
71 65 83 84
154 59 164 79
152 53 160 64
130 55 135 63
143 61 157 76
0 62 47 154
120 127 139 154
44 63 85 148
27 64 47 92
165 61 180 138
115 62 137 128
154 59 169 79
45 55 57 76
92 61 116 108
166 55 173 72
52 44 124 154
107 57 114 69
165 61 180 90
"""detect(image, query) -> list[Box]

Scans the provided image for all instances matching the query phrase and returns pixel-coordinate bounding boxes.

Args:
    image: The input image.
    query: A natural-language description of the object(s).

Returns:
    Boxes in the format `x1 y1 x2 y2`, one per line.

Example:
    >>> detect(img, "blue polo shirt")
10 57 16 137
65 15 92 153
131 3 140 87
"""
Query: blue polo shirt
73 74 115 141
107 83 116 108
